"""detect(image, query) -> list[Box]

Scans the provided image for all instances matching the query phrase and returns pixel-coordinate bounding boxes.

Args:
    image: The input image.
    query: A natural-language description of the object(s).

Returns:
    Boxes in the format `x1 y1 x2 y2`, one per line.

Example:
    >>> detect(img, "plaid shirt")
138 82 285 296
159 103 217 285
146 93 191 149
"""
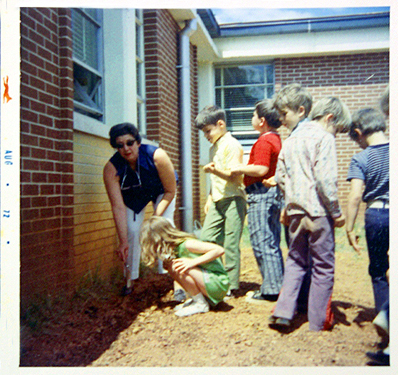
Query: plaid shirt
275 120 342 218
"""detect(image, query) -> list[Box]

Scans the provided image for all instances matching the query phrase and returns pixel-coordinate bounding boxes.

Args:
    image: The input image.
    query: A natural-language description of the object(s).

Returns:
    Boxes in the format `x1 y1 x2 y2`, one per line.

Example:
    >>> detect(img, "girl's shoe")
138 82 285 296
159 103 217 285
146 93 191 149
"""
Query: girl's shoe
173 289 187 302
174 298 194 311
175 300 209 317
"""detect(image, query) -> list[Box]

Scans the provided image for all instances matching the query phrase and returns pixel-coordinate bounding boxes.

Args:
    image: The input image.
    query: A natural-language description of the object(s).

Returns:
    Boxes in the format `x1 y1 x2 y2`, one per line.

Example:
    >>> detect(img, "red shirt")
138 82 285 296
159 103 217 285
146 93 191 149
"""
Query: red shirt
244 131 282 187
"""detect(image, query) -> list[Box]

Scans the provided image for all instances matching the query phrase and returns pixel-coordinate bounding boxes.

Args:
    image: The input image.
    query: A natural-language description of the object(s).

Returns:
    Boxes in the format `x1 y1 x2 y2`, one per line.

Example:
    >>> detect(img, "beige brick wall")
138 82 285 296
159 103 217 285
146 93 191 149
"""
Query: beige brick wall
73 131 118 282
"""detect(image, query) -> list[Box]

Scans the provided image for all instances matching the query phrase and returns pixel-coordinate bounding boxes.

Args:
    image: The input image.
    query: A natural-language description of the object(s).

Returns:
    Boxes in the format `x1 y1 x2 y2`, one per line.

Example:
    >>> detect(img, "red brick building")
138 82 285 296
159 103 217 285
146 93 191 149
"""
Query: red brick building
20 8 202 301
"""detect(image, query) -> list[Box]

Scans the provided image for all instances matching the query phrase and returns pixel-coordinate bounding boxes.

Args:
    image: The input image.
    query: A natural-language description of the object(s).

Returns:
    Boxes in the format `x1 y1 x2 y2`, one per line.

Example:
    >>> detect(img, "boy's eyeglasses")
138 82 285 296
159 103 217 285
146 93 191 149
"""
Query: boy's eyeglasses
116 139 137 149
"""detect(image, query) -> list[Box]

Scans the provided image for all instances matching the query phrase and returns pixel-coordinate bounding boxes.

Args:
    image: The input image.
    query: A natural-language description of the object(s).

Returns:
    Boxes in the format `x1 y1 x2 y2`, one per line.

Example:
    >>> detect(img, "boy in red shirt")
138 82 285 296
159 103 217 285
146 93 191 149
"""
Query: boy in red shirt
231 99 284 302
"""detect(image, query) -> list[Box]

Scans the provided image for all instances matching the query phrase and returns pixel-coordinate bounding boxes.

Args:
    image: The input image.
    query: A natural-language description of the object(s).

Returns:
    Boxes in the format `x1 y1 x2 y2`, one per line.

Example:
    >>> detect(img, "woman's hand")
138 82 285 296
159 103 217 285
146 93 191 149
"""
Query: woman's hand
171 258 196 274
116 242 129 263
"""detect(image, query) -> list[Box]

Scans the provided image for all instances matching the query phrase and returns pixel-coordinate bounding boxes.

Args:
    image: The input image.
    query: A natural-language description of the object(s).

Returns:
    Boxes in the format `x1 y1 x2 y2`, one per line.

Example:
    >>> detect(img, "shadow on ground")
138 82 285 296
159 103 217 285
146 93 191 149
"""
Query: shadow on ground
20 272 173 367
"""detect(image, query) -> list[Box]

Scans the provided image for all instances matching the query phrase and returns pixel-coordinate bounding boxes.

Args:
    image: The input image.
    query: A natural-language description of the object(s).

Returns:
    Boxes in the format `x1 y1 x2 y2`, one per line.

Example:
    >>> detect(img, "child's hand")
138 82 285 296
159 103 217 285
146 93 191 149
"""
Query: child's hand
163 259 173 272
203 162 216 173
262 176 277 188
279 207 290 226
333 214 345 228
172 258 195 274
346 230 362 254
204 199 211 215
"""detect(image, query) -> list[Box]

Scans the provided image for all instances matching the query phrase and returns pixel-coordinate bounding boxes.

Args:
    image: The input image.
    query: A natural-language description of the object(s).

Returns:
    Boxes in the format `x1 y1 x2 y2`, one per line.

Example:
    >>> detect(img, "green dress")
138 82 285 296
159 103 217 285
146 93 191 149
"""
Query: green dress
175 241 230 306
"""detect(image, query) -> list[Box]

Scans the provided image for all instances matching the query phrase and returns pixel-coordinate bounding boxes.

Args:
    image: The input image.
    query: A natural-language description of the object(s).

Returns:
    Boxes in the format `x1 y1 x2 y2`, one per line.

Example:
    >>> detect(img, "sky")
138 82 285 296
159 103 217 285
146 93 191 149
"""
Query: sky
212 7 390 24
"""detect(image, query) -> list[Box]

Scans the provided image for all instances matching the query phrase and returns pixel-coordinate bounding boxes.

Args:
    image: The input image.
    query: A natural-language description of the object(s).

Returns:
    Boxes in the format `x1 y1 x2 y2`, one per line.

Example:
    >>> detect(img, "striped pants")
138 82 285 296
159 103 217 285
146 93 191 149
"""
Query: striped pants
247 185 284 295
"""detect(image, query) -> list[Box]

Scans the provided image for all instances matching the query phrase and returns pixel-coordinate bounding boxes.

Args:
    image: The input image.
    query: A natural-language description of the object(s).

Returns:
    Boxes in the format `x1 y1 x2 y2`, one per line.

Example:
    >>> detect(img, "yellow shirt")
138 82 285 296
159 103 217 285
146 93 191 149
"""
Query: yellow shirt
210 132 246 202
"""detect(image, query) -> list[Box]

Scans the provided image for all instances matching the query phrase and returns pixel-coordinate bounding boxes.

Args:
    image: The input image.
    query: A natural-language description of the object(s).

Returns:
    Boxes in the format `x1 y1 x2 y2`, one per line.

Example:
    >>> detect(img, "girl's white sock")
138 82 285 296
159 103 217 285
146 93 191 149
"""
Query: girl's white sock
192 293 207 305
175 293 209 317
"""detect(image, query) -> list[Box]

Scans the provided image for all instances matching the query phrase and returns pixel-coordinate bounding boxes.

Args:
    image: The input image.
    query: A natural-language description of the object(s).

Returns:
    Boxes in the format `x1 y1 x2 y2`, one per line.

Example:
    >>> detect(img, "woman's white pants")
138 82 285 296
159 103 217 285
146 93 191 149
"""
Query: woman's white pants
125 195 175 280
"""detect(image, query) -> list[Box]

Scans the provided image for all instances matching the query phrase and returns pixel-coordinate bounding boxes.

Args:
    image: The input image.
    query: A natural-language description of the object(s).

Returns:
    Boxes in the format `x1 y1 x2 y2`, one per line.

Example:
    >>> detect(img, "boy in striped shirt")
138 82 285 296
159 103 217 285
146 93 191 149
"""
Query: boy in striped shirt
346 108 389 316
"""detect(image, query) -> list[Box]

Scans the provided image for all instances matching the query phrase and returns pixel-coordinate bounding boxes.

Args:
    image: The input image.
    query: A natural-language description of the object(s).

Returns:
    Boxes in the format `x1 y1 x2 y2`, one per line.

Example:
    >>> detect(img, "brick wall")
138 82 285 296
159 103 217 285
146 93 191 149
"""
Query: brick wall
20 8 75 300
274 52 389 219
73 132 117 282
144 9 201 229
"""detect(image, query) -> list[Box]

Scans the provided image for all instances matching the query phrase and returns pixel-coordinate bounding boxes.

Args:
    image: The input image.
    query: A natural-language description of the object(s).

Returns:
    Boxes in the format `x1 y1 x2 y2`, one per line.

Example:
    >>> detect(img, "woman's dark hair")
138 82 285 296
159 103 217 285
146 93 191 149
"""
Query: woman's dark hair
109 123 142 148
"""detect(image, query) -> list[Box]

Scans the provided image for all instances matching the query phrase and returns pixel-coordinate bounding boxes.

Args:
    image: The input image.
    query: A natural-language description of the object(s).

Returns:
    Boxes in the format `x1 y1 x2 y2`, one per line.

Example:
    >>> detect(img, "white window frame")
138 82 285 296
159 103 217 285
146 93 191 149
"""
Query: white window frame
72 8 104 122
135 9 147 137
215 62 275 139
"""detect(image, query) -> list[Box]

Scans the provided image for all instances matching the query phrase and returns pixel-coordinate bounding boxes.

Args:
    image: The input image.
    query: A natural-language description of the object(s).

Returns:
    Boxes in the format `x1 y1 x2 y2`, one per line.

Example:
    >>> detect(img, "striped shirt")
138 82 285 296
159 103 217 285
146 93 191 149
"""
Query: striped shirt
347 143 389 203
275 119 342 218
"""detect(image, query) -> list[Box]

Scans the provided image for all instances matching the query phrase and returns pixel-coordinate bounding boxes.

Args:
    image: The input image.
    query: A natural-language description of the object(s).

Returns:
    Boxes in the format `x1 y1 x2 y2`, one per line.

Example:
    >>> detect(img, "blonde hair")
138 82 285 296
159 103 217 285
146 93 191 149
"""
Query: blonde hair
309 97 351 133
140 216 196 267
273 83 312 117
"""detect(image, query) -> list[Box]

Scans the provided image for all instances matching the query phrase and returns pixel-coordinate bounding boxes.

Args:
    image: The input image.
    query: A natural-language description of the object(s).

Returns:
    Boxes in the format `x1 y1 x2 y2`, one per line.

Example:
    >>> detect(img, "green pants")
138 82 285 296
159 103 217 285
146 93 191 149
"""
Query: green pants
200 196 247 290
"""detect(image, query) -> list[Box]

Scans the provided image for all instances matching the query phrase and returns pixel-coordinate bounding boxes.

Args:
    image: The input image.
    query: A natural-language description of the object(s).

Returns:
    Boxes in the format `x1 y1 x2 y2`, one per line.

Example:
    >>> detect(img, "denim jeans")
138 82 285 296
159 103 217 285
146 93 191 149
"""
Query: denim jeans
365 207 389 312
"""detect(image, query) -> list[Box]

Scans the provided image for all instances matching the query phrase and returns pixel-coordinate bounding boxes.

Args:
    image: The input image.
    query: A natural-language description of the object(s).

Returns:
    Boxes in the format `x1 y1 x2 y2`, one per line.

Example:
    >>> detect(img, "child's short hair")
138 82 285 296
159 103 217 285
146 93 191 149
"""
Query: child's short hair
273 83 312 117
255 99 282 129
380 85 389 116
349 108 386 141
195 105 226 130
310 97 351 133
109 122 142 148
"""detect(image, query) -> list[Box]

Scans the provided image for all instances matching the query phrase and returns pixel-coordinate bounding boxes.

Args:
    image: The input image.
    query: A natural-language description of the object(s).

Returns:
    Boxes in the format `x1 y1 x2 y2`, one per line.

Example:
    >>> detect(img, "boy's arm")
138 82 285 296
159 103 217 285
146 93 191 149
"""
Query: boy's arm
231 164 269 177
274 152 286 193
205 143 243 183
204 193 213 214
345 178 364 254
313 136 343 219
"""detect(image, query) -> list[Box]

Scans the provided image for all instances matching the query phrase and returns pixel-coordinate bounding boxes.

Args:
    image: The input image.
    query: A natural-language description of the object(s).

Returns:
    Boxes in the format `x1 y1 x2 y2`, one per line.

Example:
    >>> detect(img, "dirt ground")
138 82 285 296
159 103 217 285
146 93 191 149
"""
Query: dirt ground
20 237 386 368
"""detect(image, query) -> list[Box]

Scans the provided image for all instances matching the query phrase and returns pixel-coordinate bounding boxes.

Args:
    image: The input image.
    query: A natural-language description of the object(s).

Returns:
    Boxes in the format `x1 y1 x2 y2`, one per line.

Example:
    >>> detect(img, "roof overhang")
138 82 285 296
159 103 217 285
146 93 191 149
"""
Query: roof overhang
168 9 220 62
213 25 389 63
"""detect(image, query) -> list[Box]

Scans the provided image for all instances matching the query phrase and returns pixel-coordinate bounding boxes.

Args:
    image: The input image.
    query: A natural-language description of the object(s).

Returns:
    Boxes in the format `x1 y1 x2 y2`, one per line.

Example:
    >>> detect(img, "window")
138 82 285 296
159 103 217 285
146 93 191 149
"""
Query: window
215 63 274 140
72 8 104 121
135 9 146 136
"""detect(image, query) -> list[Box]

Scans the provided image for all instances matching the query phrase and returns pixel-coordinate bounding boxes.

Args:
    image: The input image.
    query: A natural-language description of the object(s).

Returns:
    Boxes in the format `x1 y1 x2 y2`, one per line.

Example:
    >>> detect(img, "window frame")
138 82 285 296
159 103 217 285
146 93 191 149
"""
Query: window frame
72 8 105 122
135 9 147 137
215 62 275 139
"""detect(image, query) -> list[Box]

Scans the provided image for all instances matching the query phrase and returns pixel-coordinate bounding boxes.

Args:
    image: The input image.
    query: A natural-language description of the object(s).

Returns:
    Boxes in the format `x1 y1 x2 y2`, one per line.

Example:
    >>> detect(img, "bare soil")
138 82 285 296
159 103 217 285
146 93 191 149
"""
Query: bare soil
20 241 385 367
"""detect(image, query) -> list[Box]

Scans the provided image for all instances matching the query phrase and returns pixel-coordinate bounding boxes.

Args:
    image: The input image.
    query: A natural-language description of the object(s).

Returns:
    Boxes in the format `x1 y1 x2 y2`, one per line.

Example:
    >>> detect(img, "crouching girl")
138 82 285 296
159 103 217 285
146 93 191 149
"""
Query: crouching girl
140 216 230 317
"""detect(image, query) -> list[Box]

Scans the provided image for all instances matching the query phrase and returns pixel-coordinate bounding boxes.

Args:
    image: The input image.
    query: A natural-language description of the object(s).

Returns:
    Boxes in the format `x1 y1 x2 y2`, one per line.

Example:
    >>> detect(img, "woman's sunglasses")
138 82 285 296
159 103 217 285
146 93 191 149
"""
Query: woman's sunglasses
116 139 137 149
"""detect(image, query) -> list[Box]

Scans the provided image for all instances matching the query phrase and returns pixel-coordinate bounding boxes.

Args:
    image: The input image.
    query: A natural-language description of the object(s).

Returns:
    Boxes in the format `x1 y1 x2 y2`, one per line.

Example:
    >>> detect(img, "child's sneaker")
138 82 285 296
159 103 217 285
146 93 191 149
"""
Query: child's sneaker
223 288 238 301
175 300 209 317
174 298 193 312
373 309 389 334
246 290 278 304
173 289 187 302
